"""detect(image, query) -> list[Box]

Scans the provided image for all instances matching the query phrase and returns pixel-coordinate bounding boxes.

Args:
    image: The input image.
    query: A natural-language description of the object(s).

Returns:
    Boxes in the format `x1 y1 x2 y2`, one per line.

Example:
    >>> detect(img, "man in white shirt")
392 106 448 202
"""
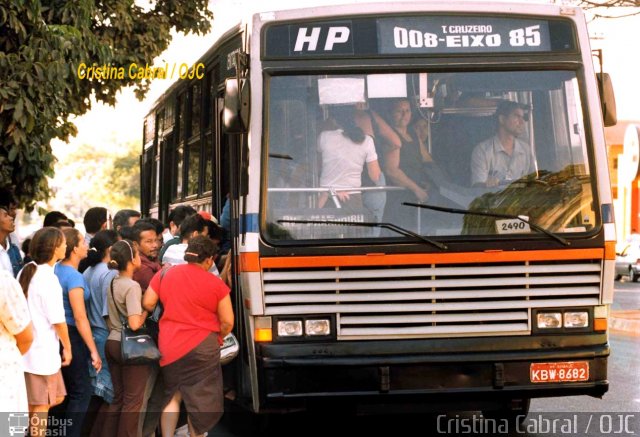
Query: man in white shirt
471 101 534 187
159 205 197 260
162 213 220 276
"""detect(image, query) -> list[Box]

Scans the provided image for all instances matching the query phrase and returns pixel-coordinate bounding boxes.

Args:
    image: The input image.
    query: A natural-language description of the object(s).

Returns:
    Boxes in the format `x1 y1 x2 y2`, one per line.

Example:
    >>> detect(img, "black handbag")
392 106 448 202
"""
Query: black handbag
110 278 161 365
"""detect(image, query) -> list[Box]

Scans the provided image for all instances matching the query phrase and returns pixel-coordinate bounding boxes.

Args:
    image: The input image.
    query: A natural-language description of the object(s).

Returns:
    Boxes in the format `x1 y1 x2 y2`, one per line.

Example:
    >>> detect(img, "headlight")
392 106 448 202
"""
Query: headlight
277 320 303 337
564 311 589 328
537 312 562 329
305 319 331 336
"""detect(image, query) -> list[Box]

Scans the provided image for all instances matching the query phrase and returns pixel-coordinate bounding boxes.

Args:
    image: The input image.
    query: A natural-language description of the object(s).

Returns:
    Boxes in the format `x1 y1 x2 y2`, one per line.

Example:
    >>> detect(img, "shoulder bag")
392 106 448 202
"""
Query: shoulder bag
110 278 161 365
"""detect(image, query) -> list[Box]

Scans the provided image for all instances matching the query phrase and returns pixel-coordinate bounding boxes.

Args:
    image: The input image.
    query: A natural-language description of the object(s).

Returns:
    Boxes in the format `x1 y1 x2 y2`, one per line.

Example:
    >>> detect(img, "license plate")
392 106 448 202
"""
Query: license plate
530 361 589 383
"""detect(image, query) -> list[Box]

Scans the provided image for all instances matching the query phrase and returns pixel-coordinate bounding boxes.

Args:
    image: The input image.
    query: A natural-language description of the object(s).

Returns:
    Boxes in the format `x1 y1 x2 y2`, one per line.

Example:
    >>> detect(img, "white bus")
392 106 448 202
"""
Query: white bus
141 0 617 419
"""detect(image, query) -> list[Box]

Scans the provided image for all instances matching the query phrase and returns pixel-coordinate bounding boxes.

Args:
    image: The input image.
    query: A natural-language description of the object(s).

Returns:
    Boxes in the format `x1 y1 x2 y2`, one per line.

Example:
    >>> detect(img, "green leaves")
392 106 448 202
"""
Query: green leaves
0 0 213 208
49 141 141 216
13 98 23 121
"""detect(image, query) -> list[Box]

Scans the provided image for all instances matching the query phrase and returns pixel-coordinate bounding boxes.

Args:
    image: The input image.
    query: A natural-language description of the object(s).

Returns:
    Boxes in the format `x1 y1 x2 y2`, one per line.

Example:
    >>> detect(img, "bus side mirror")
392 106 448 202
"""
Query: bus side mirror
223 78 250 133
596 73 617 127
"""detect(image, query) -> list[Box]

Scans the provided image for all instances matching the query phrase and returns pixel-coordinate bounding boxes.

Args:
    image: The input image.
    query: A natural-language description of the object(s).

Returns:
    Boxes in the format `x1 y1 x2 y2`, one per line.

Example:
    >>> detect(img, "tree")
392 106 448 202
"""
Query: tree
0 0 212 208
46 140 141 220
575 1 640 18
107 145 141 209
578 0 640 7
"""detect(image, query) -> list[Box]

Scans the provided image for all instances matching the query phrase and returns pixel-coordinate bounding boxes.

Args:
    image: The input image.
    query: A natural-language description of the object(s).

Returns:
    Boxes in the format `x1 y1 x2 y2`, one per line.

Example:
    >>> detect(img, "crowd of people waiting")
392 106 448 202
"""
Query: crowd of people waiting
0 187 233 437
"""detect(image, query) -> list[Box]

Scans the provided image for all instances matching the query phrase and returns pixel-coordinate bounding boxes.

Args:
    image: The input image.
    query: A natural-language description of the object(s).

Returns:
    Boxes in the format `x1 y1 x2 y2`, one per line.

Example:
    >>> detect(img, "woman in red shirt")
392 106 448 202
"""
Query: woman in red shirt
143 235 234 437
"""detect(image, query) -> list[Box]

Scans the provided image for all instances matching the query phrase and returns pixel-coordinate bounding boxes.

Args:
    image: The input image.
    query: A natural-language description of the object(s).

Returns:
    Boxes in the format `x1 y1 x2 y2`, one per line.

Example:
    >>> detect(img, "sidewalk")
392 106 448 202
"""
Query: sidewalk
610 310 640 334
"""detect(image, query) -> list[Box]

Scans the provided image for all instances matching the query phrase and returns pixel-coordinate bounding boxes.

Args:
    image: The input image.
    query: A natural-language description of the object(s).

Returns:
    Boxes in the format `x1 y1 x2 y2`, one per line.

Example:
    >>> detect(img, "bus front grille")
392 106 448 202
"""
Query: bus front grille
261 260 601 340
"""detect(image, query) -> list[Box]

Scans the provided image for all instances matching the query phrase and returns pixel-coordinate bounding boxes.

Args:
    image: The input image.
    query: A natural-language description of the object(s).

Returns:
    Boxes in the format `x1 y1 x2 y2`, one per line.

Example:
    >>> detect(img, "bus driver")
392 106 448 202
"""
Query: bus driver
470 100 534 187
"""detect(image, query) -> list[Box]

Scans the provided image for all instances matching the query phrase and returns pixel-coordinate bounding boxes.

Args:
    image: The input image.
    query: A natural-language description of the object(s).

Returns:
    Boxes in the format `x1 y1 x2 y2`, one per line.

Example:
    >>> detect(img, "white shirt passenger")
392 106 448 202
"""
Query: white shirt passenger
0 242 12 274
317 129 378 192
162 229 174 244
162 243 220 276
0 270 31 412
19 263 66 375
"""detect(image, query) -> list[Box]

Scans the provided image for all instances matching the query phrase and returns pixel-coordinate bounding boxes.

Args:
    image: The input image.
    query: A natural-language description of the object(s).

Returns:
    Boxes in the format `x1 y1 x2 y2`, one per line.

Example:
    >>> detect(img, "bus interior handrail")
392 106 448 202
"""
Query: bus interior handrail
267 186 406 193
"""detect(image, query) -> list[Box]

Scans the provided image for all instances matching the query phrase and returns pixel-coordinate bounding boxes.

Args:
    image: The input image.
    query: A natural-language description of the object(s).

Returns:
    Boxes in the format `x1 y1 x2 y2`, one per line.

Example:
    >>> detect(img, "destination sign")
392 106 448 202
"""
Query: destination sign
377 17 551 54
263 15 576 59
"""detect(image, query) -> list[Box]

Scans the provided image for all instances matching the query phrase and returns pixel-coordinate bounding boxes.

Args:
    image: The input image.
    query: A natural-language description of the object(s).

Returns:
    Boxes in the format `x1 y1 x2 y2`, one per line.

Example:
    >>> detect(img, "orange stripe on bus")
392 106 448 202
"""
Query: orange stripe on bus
259 249 604 269
239 252 260 272
604 241 616 260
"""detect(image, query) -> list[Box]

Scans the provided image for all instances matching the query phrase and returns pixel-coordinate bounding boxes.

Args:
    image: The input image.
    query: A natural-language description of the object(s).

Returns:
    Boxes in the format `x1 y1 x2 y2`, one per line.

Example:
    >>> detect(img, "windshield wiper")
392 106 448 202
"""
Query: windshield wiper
277 219 448 250
403 202 570 246
269 153 293 160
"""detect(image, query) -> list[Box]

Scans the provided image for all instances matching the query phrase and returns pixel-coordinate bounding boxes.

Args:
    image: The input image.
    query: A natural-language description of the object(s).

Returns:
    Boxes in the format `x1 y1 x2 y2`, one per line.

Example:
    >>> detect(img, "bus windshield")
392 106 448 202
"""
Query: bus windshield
264 70 596 243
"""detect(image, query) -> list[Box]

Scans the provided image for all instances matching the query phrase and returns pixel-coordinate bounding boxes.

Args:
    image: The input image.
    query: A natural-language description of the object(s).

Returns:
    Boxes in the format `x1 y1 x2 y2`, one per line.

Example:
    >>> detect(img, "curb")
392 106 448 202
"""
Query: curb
610 311 640 334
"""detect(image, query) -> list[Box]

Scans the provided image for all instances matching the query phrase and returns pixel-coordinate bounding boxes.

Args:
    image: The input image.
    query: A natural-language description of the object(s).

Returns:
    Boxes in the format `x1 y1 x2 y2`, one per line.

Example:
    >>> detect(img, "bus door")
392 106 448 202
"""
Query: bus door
217 88 254 404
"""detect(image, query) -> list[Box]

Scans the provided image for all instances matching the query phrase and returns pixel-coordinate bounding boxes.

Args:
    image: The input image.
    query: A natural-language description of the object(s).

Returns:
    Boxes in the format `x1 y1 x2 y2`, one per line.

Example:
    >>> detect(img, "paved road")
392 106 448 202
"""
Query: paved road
613 277 640 311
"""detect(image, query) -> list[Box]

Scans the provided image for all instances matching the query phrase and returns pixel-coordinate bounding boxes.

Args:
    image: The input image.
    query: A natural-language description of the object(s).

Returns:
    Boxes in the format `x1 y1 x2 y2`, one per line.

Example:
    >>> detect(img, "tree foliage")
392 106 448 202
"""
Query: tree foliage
46 140 141 220
0 0 212 208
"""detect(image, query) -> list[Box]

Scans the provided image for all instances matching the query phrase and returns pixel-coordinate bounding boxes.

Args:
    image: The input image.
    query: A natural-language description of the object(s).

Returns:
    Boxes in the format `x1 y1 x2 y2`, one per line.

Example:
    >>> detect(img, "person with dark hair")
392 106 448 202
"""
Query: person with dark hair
43 211 69 227
471 100 533 187
317 105 381 209
82 231 119 408
159 205 197 259
143 235 233 437
161 214 215 273
131 221 161 292
198 210 223 242
18 227 71 437
103 240 150 437
378 98 460 230
83 207 108 245
0 188 19 236
411 116 455 187
138 217 165 257
51 220 74 229
0 187 18 212
0 203 22 276
22 238 32 264
129 220 162 430
54 228 101 437
382 98 431 203
138 217 165 243
198 211 226 271
117 225 136 241
112 209 141 233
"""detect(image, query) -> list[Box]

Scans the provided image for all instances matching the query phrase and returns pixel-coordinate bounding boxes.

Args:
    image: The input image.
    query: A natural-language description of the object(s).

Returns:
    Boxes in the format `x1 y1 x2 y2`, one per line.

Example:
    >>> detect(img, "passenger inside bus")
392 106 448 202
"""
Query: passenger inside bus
372 98 456 231
316 105 381 209
381 99 430 204
265 70 596 240
354 105 394 224
412 117 454 188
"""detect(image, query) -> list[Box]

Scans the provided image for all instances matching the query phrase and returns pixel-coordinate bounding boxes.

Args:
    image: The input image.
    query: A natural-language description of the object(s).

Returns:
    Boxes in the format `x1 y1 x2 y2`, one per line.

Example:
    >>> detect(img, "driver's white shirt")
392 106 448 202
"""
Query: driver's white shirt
470 135 533 186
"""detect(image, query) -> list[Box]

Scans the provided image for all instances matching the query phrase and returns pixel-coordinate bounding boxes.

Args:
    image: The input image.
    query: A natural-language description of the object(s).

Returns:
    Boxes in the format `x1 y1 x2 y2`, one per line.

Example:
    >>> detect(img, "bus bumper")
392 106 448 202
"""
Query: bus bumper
256 336 609 411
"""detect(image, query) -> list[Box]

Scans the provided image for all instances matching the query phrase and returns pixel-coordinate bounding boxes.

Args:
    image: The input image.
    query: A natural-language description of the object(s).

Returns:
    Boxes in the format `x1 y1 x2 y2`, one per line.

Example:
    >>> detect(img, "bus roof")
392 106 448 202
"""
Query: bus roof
254 0 575 21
